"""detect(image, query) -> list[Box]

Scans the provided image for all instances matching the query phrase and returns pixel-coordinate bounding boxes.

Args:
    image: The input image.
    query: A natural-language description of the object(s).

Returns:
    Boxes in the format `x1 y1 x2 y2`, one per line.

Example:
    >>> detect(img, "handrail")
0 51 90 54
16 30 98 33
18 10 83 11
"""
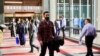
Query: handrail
65 27 100 32
96 30 100 32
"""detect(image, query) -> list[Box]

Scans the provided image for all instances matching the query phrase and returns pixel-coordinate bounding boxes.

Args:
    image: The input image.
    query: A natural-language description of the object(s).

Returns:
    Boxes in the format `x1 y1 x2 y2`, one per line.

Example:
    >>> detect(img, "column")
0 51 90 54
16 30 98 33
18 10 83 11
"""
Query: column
87 0 89 18
0 0 4 24
42 0 49 12
70 0 74 37
57 0 59 18
94 0 100 45
50 0 57 22
93 0 96 26
64 0 66 18
79 0 82 19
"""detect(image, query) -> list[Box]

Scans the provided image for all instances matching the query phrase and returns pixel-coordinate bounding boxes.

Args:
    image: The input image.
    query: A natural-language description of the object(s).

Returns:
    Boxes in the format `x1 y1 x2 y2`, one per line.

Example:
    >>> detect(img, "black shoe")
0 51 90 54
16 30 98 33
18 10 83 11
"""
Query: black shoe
56 48 60 52
29 51 33 53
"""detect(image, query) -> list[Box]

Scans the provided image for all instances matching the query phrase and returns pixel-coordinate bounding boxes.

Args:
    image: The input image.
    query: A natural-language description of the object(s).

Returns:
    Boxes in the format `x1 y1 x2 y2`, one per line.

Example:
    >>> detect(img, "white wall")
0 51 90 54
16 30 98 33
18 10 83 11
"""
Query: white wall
93 0 100 46
42 0 49 12
50 0 57 22
0 14 4 24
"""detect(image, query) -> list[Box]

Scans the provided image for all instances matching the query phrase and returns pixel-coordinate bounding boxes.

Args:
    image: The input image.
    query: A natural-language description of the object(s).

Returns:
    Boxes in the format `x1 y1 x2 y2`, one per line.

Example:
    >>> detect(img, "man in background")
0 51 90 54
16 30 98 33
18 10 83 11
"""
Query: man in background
79 19 97 56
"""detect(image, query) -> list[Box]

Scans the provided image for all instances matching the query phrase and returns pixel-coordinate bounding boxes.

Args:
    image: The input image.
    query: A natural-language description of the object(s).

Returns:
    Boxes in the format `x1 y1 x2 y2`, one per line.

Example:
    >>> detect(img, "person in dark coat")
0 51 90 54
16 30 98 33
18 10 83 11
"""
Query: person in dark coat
10 19 16 37
17 20 26 46
38 11 55 56
0 26 4 32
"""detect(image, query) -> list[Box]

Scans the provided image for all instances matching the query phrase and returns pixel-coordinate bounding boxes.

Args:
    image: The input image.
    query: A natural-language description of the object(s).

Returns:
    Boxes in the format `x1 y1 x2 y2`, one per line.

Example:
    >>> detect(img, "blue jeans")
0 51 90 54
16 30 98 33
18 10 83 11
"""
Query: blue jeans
56 28 60 36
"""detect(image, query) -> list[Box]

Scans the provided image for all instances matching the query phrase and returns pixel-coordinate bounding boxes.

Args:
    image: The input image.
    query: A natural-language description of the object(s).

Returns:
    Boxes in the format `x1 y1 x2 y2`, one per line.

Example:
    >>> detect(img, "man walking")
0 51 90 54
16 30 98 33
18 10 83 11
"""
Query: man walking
29 19 39 53
60 15 66 37
79 19 97 56
38 11 55 56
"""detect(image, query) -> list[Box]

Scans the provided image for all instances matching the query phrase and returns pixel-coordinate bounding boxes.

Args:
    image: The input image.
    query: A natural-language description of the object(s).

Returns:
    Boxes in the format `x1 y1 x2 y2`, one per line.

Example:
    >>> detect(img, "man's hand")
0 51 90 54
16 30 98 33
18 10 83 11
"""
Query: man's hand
79 40 82 45
39 41 43 46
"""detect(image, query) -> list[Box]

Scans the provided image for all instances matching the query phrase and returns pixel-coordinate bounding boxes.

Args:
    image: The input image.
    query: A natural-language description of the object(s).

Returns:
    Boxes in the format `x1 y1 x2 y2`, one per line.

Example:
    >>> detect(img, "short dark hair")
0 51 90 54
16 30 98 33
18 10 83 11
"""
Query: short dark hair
85 18 91 23
43 11 49 15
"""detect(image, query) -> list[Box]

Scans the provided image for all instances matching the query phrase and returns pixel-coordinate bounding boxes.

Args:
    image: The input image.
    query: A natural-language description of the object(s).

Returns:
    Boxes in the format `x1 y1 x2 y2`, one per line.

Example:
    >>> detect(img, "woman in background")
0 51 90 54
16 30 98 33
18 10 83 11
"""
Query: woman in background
17 19 26 46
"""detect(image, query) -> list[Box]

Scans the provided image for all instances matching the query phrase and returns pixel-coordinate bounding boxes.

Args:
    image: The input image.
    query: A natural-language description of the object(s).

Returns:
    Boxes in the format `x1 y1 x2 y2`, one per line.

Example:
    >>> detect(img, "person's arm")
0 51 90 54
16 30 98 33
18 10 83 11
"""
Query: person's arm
52 22 55 37
37 22 44 45
37 22 42 41
94 27 97 37
80 25 87 41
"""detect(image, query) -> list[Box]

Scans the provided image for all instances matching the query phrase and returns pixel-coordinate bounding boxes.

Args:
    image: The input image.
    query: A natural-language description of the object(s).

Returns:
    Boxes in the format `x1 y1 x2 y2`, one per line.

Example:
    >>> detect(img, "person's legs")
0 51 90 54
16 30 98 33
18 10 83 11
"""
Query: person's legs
61 27 65 37
58 29 60 36
11 30 14 37
30 45 33 52
55 28 58 35
89 36 94 56
40 42 47 56
29 35 34 52
21 34 26 45
32 44 39 51
19 35 23 45
48 42 54 56
85 36 94 56
85 36 91 56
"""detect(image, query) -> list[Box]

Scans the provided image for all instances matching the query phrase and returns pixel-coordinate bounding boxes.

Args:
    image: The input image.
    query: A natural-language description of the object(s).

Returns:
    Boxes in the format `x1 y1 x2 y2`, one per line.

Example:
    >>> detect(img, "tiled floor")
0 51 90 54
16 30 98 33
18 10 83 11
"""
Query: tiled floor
0 30 100 56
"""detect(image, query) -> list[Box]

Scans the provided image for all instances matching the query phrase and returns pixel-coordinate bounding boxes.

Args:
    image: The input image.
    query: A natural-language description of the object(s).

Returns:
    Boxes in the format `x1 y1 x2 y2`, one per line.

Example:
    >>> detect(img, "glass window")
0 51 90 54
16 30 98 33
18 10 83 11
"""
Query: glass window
73 0 80 34
56 0 95 37
81 0 87 19
57 0 59 3
89 0 92 5
89 0 92 19
65 0 70 19
73 0 79 4
59 4 64 16
73 0 79 18
81 6 87 19
57 0 64 18
59 0 64 3
81 0 87 5
65 0 69 3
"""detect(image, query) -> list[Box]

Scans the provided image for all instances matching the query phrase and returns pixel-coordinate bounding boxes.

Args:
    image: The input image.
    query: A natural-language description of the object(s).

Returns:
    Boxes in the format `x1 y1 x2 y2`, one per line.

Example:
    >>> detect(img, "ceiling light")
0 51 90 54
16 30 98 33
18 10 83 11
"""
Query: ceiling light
5 1 23 4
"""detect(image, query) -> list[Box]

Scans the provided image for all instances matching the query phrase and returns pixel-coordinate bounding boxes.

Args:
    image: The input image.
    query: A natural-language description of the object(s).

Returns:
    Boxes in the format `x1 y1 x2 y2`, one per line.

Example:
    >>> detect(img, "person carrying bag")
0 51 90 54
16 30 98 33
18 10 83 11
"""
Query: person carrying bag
16 34 19 45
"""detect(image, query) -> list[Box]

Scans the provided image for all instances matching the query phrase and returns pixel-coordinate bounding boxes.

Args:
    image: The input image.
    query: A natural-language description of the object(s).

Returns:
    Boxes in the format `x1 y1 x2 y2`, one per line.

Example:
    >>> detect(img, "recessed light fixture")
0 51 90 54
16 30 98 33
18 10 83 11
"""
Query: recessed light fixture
5 1 23 4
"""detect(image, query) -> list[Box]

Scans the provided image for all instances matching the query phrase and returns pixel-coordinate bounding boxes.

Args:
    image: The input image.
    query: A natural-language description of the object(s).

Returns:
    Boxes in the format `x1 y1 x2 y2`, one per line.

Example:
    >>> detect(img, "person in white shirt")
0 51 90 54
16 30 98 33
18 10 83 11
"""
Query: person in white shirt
60 15 66 37
55 19 61 36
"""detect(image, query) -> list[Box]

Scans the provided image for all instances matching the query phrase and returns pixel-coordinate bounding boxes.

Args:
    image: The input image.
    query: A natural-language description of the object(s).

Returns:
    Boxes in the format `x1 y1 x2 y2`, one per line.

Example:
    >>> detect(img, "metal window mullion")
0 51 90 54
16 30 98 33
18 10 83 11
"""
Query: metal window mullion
58 0 59 18
93 0 96 26
87 0 89 18
70 0 73 37
64 0 66 18
79 0 82 19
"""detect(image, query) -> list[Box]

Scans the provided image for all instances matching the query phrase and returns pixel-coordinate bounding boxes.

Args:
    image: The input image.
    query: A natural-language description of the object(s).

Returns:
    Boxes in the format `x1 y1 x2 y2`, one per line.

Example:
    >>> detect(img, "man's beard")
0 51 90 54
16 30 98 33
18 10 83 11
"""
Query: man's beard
45 17 49 21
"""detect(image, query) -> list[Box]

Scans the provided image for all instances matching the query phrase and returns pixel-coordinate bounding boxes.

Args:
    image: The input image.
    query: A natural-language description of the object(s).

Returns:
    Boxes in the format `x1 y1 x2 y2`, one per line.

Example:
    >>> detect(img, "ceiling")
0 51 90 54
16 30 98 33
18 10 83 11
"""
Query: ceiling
4 0 42 17
4 0 42 6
